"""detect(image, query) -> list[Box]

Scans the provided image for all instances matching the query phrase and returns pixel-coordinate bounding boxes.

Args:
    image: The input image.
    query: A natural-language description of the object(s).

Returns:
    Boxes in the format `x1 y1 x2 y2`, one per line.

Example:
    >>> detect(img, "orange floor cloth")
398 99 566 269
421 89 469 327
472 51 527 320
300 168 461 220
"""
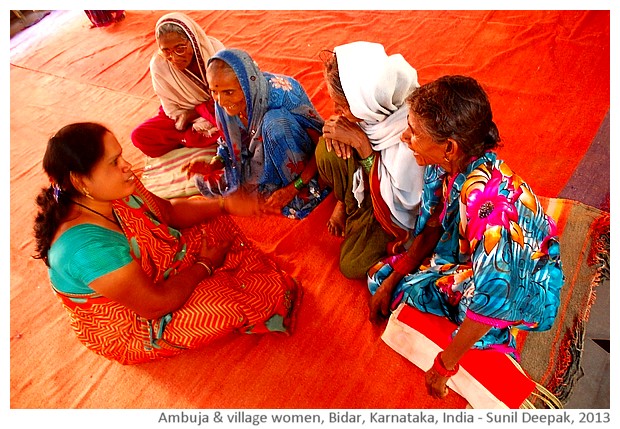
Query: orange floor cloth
9 10 609 411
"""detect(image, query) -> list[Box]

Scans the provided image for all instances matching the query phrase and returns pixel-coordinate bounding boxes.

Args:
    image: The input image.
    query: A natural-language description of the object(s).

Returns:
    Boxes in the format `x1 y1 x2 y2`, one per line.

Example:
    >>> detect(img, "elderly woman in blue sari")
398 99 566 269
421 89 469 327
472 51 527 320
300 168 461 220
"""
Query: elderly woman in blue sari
367 75 564 400
183 48 328 219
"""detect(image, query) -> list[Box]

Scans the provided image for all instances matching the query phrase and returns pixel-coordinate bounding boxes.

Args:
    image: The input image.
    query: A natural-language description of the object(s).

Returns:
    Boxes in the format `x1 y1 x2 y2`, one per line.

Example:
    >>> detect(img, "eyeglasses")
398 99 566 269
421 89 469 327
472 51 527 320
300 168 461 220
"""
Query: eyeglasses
159 43 190 58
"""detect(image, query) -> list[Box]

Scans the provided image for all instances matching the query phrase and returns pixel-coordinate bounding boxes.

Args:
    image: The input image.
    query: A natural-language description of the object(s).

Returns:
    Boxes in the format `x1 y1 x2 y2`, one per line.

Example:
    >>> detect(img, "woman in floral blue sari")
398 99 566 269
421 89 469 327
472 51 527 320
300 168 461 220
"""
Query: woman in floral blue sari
183 48 329 219
367 75 564 400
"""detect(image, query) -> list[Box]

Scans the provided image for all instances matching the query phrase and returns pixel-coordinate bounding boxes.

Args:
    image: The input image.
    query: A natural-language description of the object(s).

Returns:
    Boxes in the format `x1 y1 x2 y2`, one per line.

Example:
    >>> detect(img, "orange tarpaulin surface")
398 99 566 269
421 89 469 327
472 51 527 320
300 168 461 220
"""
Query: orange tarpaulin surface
9 9 609 412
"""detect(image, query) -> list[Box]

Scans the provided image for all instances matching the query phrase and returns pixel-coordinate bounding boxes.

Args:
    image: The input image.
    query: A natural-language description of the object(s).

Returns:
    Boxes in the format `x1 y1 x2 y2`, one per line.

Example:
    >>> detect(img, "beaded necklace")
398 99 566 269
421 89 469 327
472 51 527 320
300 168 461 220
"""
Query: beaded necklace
72 200 119 227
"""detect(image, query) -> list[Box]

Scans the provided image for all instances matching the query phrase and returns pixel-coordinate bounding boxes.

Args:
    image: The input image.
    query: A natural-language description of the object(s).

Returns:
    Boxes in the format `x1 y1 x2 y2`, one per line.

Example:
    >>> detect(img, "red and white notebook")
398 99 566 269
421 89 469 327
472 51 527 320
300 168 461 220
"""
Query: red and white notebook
382 303 536 409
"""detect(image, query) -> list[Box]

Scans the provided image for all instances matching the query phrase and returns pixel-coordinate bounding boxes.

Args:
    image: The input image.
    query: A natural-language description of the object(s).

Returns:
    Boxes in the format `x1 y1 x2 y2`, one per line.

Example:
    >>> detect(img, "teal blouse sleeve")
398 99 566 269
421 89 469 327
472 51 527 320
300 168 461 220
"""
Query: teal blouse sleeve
48 224 134 295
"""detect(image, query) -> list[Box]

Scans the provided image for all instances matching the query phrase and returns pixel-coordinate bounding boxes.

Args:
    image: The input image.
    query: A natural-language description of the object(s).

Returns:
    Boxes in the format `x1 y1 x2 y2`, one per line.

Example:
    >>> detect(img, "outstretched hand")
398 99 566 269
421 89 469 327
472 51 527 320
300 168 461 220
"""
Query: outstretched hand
182 160 216 180
222 189 263 217
262 186 297 216
181 158 226 195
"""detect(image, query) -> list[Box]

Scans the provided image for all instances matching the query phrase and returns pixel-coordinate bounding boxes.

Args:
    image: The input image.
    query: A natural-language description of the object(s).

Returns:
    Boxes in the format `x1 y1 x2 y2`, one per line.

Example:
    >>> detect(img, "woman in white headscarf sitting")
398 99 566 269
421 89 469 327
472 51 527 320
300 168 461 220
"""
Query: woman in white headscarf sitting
316 41 424 279
131 12 224 158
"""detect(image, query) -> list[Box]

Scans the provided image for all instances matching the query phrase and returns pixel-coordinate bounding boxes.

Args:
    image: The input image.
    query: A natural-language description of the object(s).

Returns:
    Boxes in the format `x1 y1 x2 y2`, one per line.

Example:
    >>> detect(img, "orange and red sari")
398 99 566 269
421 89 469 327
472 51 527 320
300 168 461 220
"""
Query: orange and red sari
53 181 299 364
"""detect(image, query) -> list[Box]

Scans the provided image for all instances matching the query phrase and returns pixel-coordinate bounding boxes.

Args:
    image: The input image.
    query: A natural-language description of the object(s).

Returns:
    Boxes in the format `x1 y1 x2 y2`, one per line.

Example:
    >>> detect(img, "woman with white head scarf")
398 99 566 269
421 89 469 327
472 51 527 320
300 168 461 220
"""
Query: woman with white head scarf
316 41 424 279
131 12 224 157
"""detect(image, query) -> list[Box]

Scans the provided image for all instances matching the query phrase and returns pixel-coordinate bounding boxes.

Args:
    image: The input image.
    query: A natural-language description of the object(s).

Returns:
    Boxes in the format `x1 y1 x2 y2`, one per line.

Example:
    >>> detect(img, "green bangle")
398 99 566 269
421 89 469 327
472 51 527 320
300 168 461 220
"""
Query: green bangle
293 177 305 190
359 153 375 174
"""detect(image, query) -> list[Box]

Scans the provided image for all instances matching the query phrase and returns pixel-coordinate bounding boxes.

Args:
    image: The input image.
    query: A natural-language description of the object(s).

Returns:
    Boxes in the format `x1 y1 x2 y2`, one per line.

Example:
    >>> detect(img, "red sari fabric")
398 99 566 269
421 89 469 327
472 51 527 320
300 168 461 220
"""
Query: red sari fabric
368 156 411 255
131 104 221 158
53 180 298 364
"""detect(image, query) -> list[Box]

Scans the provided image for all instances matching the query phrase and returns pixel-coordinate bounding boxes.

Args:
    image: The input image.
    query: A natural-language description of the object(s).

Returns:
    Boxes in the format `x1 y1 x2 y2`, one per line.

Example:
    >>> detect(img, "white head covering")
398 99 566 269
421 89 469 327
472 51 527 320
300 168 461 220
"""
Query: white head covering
334 41 424 230
150 12 224 119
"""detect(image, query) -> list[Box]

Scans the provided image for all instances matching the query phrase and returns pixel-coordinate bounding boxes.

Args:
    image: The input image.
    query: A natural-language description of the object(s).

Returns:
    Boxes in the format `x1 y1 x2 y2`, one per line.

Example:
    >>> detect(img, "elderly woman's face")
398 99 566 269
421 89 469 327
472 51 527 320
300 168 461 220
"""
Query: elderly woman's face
207 64 246 118
402 113 447 167
158 32 194 71
326 85 360 123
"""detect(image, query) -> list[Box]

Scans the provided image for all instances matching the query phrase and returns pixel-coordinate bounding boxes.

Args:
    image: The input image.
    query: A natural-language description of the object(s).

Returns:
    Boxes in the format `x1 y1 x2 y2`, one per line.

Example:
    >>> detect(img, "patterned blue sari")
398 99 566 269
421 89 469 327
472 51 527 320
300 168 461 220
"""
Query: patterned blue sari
195 48 329 219
368 152 564 358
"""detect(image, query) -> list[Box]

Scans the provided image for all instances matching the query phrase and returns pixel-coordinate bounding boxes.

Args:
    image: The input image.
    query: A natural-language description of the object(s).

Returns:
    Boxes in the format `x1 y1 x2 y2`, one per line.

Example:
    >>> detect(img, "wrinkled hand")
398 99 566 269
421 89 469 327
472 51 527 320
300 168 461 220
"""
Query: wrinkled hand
182 158 225 180
263 185 297 216
182 160 212 179
322 114 372 159
198 236 232 270
325 138 352 160
368 271 400 325
192 118 219 137
425 368 450 399
174 110 197 131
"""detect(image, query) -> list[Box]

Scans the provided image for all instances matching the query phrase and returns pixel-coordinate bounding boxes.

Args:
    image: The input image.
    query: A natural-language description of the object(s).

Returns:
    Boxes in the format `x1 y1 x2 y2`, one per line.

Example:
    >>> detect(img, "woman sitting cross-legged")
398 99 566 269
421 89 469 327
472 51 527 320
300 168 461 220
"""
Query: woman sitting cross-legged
367 75 565 399
182 48 330 219
33 122 301 365
131 12 224 157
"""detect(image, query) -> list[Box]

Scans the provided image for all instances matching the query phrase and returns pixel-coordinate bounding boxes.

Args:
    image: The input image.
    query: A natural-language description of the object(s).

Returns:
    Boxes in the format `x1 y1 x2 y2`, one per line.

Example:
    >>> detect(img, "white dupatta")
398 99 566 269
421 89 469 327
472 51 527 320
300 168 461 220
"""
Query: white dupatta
334 41 424 230
150 12 224 120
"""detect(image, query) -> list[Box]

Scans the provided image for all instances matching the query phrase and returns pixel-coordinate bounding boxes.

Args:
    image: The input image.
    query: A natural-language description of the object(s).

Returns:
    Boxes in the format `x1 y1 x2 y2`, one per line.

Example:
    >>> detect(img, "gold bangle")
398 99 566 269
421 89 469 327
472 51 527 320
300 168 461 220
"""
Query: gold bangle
195 261 213 276
218 197 226 214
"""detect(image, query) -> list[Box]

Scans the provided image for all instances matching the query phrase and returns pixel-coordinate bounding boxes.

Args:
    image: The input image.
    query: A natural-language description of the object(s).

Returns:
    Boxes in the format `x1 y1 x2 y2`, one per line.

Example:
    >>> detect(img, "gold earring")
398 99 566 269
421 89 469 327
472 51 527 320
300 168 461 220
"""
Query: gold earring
82 188 94 200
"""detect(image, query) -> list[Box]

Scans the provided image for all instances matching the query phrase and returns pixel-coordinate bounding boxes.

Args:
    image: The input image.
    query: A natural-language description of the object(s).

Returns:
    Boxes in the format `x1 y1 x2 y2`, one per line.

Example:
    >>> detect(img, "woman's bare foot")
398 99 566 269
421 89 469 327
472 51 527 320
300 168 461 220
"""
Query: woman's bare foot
327 200 346 237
